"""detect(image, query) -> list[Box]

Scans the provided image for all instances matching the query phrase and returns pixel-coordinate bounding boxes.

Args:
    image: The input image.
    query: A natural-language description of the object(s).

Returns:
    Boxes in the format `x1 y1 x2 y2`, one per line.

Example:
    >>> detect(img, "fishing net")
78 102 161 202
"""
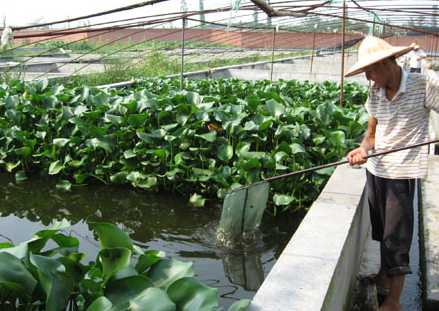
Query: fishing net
216 181 269 247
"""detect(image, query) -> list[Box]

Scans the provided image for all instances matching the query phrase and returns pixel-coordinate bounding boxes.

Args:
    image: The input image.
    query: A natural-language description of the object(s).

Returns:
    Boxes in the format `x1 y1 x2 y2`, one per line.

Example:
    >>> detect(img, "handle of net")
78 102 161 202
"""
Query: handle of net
264 139 439 183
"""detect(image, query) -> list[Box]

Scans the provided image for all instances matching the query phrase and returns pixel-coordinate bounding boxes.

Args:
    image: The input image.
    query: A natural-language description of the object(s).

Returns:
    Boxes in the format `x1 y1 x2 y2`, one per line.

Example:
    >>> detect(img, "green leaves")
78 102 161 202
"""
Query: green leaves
148 259 194 289
127 288 176 311
86 138 112 153
290 143 305 155
30 254 74 311
126 172 157 189
0 220 247 310
100 248 132 283
53 138 70 148
105 275 153 307
273 194 294 206
189 193 206 207
167 277 219 311
265 99 285 118
196 131 217 142
90 222 133 250
136 250 165 274
0 252 37 299
87 297 113 311
49 160 64 175
0 77 367 213
218 144 233 161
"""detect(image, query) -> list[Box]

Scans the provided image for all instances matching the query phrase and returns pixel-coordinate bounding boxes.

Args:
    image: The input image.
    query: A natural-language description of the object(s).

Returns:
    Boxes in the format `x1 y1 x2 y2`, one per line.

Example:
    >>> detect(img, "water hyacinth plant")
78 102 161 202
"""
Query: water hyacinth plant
0 220 250 311
0 78 367 212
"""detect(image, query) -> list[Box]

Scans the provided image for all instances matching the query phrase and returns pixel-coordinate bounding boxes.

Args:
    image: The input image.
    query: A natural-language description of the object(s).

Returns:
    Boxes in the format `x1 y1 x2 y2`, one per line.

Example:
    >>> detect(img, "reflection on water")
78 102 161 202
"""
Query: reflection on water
0 174 304 308
223 252 265 291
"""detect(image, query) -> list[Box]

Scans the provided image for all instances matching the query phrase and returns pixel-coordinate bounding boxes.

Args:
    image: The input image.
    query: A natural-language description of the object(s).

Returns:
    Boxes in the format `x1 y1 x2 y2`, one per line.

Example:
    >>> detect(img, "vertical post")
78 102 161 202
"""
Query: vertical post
428 34 431 58
181 17 186 90
267 0 272 27
310 31 316 73
199 0 205 25
435 35 438 60
270 27 276 82
339 0 346 107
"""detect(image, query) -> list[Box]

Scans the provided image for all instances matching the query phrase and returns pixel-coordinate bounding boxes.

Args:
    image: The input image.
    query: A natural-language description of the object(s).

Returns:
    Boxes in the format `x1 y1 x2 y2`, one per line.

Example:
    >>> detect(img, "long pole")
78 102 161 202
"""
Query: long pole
339 0 346 107
263 139 439 183
270 27 276 81
228 139 439 193
181 17 186 90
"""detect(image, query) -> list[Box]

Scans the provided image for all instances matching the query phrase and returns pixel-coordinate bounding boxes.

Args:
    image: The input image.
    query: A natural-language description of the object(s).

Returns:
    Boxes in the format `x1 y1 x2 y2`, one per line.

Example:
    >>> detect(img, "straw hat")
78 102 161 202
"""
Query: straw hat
344 36 414 77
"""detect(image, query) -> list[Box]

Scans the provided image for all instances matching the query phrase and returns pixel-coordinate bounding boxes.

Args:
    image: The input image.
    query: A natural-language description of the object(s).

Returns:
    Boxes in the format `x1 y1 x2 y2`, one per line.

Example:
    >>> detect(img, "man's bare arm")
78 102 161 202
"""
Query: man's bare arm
347 116 377 165
360 116 377 152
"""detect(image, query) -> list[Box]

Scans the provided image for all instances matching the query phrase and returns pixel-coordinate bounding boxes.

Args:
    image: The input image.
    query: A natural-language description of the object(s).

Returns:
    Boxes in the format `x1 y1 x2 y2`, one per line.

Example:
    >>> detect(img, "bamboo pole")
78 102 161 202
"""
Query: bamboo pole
310 30 316 73
181 17 186 90
340 0 346 107
270 26 276 81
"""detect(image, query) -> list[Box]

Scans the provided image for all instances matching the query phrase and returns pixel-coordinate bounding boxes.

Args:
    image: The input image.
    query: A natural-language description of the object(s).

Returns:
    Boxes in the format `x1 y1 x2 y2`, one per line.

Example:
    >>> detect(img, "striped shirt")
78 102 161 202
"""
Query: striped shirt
365 68 439 179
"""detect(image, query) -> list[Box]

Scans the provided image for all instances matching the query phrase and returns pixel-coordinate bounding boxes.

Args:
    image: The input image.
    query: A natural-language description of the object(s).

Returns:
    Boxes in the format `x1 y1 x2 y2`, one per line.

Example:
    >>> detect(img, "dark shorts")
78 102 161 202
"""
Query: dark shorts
410 67 421 73
365 170 416 276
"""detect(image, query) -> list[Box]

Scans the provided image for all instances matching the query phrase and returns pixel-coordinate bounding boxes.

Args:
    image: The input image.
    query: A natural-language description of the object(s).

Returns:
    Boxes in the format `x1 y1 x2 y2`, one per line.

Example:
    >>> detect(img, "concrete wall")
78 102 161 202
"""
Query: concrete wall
13 30 87 44
11 27 436 51
387 35 439 52
421 155 439 311
249 165 369 311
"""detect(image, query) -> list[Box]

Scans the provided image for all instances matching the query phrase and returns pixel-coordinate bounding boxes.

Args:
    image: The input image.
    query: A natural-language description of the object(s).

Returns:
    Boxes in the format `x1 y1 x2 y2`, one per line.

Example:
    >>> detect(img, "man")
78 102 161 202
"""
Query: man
0 26 12 51
406 44 427 73
345 36 439 311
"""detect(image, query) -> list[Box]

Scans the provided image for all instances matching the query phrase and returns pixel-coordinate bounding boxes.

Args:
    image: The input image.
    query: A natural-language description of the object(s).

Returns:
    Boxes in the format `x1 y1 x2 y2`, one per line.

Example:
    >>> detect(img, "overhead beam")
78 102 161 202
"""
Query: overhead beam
249 0 331 18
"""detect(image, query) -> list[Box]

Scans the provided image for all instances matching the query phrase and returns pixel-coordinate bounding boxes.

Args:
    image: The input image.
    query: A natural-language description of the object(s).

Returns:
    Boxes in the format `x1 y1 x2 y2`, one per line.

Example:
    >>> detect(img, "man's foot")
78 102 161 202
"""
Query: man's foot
379 300 401 311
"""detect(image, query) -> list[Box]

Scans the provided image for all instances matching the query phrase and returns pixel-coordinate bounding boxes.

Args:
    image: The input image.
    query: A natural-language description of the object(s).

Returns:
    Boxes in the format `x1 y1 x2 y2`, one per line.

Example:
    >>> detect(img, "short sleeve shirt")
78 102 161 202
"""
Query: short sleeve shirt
365 69 439 179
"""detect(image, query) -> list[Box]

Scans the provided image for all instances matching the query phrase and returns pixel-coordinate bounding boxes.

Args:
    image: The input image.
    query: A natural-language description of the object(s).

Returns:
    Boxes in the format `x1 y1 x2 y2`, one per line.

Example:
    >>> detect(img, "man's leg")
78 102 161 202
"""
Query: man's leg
365 171 390 293
379 275 405 311
379 178 416 310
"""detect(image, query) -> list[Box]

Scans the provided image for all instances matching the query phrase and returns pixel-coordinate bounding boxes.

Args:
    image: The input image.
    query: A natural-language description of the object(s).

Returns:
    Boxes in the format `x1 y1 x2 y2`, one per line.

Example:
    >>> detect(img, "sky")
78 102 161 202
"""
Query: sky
0 0 436 29
0 0 228 28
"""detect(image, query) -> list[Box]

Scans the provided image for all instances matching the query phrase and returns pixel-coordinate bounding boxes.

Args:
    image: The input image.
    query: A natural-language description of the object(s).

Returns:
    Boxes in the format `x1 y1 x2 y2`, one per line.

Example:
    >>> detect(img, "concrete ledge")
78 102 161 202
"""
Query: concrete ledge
421 155 439 310
249 165 368 311
0 61 59 73
224 69 367 85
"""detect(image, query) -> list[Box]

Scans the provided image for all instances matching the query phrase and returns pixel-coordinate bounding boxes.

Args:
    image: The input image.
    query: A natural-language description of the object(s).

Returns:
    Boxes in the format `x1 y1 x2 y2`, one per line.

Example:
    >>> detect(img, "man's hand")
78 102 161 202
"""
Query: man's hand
347 147 368 165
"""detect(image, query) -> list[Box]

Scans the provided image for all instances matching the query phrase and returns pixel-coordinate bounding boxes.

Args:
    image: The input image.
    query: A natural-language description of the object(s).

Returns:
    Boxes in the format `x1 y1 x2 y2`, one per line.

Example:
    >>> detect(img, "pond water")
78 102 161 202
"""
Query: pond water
0 173 303 308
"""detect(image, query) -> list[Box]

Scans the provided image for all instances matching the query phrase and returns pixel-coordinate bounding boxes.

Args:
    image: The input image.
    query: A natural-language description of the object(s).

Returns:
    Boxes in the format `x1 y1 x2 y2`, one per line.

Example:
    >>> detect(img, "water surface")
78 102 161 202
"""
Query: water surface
0 174 303 308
